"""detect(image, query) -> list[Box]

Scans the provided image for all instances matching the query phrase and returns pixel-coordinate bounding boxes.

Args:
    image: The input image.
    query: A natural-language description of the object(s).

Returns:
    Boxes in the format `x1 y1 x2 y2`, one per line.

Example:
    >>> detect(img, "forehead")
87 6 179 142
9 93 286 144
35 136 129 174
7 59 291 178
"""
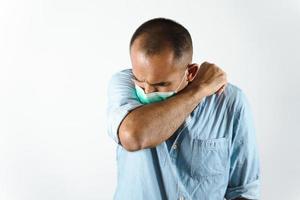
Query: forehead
130 39 180 83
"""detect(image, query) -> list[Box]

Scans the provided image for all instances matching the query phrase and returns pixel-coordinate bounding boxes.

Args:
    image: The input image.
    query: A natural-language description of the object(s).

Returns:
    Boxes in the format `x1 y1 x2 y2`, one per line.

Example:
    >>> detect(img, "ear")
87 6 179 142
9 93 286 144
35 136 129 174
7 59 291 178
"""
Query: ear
186 63 199 82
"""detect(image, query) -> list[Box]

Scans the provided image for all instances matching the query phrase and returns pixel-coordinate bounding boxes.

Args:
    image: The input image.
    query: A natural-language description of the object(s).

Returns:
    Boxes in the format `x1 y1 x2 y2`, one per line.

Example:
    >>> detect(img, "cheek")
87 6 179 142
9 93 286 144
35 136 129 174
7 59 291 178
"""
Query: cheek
177 81 189 93
136 82 144 88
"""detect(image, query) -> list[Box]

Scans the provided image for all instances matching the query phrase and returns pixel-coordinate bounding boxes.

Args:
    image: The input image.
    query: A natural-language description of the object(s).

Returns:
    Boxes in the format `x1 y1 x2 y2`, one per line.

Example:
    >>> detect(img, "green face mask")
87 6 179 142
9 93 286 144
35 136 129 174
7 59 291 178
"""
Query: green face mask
134 69 188 104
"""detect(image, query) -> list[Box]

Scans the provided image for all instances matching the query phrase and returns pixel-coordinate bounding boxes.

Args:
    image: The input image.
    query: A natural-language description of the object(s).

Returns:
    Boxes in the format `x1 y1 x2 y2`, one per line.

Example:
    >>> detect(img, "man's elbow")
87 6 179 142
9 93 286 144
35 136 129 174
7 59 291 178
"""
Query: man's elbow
118 130 144 152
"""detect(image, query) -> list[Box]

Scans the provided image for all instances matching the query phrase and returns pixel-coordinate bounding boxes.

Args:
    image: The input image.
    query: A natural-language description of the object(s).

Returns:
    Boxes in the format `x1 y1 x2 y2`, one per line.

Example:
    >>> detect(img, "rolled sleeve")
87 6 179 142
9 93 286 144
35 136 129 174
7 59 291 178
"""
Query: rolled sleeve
106 69 143 145
225 90 261 200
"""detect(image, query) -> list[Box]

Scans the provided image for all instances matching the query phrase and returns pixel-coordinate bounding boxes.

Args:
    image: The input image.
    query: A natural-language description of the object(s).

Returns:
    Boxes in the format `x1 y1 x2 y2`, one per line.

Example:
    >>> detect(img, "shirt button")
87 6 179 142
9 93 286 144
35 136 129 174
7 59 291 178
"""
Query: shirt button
173 143 178 150
178 196 185 200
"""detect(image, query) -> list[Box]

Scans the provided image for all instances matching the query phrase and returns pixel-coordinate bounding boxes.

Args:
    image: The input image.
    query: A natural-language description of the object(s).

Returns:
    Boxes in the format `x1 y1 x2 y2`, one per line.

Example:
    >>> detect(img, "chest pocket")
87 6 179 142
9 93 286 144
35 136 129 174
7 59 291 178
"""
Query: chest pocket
191 137 229 179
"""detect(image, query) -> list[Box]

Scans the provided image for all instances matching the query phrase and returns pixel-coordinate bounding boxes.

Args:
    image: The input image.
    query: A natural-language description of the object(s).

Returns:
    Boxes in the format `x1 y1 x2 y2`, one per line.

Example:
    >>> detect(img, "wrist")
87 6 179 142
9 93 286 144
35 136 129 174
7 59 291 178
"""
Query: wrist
184 84 207 103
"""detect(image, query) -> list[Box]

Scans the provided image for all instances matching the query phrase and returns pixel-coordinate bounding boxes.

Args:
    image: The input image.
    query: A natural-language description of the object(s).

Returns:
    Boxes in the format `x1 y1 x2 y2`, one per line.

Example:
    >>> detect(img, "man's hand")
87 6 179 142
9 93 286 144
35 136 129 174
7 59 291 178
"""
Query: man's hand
187 61 227 97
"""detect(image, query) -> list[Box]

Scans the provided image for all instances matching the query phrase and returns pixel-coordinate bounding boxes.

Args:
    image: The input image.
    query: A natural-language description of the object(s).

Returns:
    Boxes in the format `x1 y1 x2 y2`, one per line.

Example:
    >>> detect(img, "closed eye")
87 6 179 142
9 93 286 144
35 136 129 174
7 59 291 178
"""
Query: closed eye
156 83 169 87
132 75 170 87
132 76 141 82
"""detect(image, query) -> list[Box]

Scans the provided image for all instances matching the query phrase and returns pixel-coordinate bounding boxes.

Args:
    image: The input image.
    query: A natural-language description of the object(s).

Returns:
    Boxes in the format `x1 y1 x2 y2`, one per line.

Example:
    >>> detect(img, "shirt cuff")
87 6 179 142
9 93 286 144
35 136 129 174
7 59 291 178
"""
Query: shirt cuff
225 179 260 200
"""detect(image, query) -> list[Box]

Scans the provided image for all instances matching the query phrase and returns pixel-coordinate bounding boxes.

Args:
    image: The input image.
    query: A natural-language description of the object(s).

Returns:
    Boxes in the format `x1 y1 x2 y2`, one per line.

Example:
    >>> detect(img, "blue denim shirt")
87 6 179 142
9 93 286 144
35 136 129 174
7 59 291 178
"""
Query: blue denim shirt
106 68 260 200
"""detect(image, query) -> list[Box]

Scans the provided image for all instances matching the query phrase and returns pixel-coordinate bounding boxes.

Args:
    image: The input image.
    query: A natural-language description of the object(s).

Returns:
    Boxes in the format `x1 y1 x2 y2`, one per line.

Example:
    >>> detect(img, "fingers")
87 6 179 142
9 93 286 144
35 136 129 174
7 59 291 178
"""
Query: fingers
199 61 228 97
217 70 227 95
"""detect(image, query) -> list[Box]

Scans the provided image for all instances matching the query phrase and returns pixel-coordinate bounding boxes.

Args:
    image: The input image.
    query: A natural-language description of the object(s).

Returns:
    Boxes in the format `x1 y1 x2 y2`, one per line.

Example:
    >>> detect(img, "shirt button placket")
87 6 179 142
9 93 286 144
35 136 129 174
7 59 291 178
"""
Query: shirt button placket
178 196 185 200
171 143 178 162
173 143 178 150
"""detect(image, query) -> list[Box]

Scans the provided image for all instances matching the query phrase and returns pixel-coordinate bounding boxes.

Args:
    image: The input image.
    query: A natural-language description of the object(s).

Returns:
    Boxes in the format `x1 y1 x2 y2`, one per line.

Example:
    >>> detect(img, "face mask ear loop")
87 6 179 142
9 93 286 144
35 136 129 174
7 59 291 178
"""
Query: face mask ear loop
174 70 188 94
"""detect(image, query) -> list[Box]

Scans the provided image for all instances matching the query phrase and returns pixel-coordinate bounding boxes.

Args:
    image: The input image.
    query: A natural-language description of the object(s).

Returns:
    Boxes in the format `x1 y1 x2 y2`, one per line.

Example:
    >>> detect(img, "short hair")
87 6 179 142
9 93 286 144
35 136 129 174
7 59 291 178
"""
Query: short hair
129 17 193 61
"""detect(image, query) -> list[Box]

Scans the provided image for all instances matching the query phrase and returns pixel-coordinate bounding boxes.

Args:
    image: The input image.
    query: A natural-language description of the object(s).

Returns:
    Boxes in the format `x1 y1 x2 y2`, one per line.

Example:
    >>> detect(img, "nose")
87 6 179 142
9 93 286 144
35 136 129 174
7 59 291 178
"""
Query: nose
144 84 157 94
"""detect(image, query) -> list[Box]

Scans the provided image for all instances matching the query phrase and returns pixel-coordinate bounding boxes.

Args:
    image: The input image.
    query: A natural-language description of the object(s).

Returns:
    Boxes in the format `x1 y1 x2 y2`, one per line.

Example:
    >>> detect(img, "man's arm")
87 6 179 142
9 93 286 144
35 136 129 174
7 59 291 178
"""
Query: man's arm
118 62 227 151
118 83 206 151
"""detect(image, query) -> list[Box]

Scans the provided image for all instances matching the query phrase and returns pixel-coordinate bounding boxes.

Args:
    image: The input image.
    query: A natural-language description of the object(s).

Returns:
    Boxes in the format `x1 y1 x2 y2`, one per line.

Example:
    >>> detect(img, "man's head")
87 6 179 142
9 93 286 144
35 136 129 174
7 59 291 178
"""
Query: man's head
130 17 199 94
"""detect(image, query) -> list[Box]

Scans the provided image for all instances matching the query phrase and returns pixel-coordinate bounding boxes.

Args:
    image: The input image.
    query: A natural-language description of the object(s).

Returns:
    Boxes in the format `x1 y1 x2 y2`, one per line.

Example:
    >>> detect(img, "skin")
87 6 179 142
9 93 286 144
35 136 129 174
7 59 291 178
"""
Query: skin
131 39 193 94
118 35 227 151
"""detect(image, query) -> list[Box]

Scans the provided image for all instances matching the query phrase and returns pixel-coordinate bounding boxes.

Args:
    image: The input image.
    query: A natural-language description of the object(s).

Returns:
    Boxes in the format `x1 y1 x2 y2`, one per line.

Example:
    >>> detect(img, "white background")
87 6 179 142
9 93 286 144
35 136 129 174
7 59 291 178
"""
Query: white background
1 0 299 199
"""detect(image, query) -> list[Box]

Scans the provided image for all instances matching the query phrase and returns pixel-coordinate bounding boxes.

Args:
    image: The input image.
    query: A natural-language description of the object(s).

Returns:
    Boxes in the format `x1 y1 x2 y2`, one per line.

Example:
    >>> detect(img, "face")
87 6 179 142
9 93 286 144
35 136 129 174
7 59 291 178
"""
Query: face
130 37 198 94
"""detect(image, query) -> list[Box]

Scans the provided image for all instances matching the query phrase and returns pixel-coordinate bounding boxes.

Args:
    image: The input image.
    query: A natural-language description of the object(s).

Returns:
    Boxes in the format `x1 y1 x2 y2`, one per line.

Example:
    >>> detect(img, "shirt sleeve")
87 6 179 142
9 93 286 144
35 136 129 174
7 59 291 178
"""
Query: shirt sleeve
225 90 261 200
106 69 143 145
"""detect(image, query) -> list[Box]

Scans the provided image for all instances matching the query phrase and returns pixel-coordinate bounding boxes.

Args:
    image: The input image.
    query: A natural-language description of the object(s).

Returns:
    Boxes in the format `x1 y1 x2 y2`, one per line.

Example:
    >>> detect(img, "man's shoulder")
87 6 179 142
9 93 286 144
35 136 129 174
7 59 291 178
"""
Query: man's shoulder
108 68 133 87
200 82 249 114
223 82 250 112
110 68 133 79
224 82 243 100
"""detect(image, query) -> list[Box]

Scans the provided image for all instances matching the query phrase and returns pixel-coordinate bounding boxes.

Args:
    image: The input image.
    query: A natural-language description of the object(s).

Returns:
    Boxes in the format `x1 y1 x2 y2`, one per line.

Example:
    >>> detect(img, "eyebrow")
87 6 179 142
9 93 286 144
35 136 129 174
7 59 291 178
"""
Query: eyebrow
132 74 170 86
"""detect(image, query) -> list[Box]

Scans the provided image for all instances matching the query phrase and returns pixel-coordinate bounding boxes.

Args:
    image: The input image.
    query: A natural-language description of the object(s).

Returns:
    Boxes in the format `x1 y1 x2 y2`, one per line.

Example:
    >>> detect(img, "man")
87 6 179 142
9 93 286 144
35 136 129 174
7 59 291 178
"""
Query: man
106 18 260 200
